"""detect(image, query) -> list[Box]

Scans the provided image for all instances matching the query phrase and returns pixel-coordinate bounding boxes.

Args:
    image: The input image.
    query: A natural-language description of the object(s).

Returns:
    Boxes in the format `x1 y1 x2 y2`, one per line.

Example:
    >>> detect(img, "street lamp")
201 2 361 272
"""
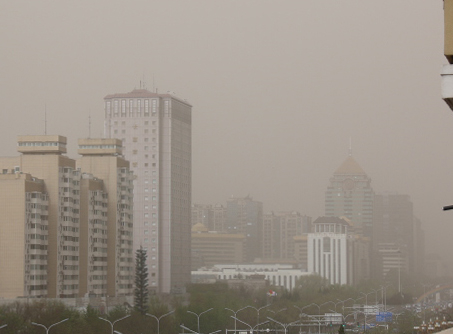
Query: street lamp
225 306 251 334
267 317 299 334
187 308 213 334
337 298 354 314
269 308 287 316
320 301 335 312
147 310 175 334
299 313 322 334
32 319 69 334
0 325 6 330
243 304 270 326
231 316 269 334
360 291 374 332
99 315 131 334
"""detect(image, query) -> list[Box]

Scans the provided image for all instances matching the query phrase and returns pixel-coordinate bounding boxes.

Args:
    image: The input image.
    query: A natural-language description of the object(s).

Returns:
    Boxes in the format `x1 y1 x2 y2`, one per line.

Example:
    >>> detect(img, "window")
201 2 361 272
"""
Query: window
133 150 137 155
133 137 137 142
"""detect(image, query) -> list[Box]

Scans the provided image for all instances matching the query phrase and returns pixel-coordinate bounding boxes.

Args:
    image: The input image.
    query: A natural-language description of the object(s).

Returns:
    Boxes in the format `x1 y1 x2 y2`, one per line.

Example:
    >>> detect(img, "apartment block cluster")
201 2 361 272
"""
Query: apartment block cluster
0 135 134 298
192 153 427 287
0 88 193 299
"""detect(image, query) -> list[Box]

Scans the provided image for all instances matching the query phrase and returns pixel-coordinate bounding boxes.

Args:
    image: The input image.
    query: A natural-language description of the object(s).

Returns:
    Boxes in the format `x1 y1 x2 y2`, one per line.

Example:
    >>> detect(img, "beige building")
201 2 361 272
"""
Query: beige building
0 172 48 298
293 234 308 269
191 223 245 268
77 138 134 297
104 89 192 293
0 135 134 298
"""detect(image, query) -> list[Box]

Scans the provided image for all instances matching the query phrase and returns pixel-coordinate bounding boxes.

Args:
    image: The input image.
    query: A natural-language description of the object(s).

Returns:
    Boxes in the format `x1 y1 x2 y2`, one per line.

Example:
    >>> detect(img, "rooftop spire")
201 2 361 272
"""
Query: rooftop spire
349 137 352 156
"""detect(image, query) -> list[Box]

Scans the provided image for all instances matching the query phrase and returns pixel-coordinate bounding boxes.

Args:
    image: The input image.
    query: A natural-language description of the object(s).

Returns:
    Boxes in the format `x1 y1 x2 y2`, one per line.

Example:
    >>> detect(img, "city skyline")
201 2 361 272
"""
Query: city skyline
0 0 450 260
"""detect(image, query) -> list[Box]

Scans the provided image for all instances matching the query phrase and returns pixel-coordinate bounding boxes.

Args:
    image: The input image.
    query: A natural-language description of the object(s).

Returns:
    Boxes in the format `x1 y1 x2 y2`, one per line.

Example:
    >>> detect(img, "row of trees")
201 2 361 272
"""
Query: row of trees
0 248 449 334
0 275 449 334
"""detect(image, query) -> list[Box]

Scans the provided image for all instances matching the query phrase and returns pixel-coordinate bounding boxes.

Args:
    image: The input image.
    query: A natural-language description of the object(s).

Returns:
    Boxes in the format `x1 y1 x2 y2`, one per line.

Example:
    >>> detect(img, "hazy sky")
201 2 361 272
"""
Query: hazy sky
0 1 451 256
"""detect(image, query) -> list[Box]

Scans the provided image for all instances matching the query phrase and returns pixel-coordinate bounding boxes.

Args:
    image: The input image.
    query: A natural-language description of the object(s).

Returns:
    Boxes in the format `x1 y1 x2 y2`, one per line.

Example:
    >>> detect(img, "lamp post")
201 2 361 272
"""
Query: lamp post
337 298 354 314
230 316 269 333
300 313 322 334
99 315 131 334
244 304 270 326
0 325 6 330
360 292 374 332
225 306 251 334
320 301 335 312
267 317 299 334
187 308 213 334
32 319 69 334
269 308 287 316
147 310 174 334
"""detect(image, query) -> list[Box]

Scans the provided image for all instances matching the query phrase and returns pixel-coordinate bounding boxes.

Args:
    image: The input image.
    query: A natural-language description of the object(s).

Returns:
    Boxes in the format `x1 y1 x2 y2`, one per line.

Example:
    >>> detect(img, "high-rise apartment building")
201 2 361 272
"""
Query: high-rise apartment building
0 172 48 298
0 135 134 298
104 88 192 293
77 138 134 297
325 153 374 239
226 196 263 262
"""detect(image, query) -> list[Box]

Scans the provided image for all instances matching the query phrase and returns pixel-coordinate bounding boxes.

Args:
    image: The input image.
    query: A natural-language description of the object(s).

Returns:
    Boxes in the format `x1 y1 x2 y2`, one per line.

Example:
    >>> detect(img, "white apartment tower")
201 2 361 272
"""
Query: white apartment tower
104 89 192 293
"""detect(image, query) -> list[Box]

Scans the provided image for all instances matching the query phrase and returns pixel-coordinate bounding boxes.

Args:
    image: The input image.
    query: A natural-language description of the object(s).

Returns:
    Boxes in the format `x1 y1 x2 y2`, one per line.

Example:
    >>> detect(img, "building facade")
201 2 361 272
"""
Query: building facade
262 212 311 261
307 216 370 285
226 196 263 262
0 135 134 298
191 223 245 268
77 138 134 297
325 154 374 239
372 193 424 281
104 89 192 293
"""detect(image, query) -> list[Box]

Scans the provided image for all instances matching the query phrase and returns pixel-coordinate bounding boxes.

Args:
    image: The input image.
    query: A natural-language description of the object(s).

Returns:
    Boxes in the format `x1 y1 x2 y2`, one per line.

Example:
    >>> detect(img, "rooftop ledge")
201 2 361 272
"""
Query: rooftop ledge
441 64 453 111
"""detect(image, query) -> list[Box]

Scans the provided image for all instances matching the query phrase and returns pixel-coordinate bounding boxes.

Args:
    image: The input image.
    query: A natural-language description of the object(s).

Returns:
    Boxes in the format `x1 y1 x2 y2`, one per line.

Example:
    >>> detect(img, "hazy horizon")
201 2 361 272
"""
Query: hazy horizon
1 1 451 259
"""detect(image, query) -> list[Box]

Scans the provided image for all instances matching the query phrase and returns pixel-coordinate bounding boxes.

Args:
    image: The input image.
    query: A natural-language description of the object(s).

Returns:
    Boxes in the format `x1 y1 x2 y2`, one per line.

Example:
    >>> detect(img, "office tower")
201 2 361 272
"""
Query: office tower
0 173 48 298
325 153 374 239
307 216 370 285
192 204 214 228
372 192 424 280
191 223 246 268
262 212 312 260
226 196 263 262
262 212 281 259
104 89 192 293
212 204 227 232
77 138 134 297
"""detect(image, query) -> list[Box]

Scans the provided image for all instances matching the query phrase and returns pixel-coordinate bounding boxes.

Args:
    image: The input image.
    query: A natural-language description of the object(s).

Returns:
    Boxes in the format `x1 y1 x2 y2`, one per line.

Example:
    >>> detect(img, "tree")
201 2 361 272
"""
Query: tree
134 246 149 315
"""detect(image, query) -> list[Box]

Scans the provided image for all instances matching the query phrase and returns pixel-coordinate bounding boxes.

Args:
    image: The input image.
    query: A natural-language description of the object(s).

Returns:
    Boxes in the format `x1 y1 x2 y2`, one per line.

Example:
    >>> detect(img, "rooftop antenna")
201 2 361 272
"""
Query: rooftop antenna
142 72 146 90
153 73 155 93
44 103 47 135
349 137 352 156
88 111 91 138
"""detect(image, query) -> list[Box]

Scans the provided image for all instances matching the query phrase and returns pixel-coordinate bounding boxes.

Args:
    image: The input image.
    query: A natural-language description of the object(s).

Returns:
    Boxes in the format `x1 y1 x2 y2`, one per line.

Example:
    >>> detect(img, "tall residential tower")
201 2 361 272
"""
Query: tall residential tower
104 89 192 293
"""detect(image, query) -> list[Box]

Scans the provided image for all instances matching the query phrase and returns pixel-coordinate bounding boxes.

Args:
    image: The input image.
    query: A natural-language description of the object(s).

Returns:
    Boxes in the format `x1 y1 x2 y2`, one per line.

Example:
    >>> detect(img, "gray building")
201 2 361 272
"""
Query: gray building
226 196 263 262
325 153 374 240
104 88 192 294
